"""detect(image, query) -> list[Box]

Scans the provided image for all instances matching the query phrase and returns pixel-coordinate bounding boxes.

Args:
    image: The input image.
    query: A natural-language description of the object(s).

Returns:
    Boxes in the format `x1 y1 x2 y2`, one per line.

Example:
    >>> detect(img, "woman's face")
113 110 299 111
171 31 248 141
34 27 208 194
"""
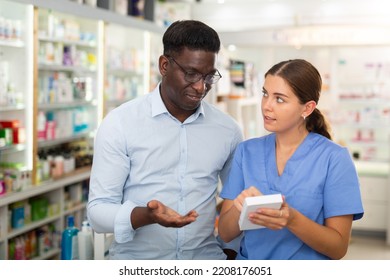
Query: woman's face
159 48 217 121
261 74 307 134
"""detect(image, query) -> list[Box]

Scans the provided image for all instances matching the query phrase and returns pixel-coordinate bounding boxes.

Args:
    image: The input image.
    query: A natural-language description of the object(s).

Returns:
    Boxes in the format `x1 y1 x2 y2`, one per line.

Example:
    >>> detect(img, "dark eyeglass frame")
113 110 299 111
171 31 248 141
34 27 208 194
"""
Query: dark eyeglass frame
166 55 222 85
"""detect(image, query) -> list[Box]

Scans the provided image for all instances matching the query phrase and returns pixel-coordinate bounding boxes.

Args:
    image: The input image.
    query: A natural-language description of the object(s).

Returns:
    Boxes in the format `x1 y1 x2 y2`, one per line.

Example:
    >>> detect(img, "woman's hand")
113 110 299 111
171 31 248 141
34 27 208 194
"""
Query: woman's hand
247 196 294 230
233 186 263 212
218 186 262 243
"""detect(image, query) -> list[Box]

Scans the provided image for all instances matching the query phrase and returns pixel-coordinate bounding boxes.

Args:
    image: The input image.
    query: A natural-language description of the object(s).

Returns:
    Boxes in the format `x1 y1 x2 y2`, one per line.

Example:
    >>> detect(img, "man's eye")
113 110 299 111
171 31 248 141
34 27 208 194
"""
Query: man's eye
186 72 200 79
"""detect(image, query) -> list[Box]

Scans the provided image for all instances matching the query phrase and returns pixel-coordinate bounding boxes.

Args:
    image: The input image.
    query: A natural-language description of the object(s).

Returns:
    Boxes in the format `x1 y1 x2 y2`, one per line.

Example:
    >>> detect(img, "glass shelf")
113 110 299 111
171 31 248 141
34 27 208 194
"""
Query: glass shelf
0 39 24 48
37 131 94 148
0 104 25 111
107 68 143 77
38 35 97 48
38 64 96 73
7 214 61 240
38 100 97 110
0 144 26 154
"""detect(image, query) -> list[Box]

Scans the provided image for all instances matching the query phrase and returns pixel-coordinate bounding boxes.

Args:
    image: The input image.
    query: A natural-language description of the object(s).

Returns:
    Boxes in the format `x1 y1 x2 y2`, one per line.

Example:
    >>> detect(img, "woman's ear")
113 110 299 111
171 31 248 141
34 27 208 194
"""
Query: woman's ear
303 100 317 118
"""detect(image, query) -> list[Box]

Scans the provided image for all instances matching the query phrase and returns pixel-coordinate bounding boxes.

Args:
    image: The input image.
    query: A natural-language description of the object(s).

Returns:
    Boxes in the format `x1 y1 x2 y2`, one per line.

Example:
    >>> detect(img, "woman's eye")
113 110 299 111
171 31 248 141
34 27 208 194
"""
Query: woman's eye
262 91 268 97
276 97 284 103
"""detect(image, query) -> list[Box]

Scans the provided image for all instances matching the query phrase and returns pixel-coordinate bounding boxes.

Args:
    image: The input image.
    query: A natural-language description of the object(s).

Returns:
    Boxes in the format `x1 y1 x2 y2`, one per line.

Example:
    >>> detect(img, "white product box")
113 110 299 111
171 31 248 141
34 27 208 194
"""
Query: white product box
239 193 283 230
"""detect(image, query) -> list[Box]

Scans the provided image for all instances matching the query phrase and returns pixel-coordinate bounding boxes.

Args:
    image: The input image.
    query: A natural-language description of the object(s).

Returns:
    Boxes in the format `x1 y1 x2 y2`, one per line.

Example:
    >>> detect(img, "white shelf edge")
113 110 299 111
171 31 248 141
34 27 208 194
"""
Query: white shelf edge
38 35 97 47
13 0 164 34
0 168 91 207
31 248 61 260
38 100 97 110
38 63 96 73
37 131 95 148
0 39 25 48
7 214 61 239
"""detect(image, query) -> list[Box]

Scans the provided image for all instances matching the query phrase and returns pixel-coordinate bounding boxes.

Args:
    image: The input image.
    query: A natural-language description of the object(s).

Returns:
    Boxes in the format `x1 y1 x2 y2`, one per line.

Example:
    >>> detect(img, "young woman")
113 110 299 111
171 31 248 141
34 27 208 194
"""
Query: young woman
218 59 364 260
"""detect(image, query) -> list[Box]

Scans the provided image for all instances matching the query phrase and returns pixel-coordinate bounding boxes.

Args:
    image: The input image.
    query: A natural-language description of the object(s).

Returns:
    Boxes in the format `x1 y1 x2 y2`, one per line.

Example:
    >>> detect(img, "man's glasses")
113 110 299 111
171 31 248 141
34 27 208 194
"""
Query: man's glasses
166 56 222 85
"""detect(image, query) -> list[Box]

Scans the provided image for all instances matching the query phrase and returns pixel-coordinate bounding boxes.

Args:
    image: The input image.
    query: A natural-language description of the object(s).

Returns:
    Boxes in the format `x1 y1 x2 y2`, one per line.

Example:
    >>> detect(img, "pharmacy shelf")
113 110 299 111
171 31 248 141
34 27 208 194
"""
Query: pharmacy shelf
38 100 97 110
13 0 164 34
354 161 389 178
0 167 90 259
33 6 100 188
227 96 262 139
0 167 90 207
38 64 97 73
7 214 61 240
0 105 26 112
0 144 26 154
0 40 25 48
0 0 34 173
103 21 150 115
38 35 97 48
1 0 165 260
36 132 94 148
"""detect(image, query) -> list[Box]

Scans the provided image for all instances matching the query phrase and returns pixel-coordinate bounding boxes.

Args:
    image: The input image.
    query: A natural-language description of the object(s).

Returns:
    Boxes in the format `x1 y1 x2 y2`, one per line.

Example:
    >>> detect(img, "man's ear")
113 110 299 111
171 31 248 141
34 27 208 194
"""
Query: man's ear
159 55 169 76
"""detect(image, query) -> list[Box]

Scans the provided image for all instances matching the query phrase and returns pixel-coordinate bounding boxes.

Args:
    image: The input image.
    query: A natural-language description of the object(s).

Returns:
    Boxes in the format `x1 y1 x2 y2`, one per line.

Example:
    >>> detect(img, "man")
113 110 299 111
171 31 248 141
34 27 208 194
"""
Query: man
87 20 243 259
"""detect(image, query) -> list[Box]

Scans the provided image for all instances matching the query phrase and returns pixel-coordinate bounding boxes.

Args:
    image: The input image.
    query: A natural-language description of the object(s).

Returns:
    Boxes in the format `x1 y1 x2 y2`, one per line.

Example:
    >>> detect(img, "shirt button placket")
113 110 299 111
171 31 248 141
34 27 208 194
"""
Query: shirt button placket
177 125 187 254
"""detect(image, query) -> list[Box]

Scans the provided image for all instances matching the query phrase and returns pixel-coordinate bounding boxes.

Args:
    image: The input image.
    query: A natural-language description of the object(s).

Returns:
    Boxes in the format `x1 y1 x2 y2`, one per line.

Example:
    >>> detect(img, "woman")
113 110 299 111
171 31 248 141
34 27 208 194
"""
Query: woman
218 59 364 260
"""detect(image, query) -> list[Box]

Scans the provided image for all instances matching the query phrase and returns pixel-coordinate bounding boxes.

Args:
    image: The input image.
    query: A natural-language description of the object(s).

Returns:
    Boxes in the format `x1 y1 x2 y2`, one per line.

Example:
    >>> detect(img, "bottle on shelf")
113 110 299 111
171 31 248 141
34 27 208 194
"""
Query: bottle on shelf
78 220 94 260
61 215 79 260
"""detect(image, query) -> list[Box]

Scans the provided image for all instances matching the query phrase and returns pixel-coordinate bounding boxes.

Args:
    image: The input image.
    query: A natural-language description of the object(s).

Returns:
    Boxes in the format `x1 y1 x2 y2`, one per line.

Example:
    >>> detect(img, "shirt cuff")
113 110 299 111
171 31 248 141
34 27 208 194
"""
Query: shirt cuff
114 200 138 243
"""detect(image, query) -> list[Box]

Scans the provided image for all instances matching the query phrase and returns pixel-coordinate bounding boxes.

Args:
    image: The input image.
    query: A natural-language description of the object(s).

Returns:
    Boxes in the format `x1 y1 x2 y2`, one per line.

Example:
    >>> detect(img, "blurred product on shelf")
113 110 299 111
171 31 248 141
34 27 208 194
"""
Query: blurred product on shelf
61 215 79 260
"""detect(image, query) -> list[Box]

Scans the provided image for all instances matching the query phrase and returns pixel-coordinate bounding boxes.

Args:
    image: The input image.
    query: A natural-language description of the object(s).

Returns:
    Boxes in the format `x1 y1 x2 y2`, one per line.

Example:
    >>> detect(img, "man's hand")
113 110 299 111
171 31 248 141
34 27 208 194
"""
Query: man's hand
147 200 198 227
131 200 198 229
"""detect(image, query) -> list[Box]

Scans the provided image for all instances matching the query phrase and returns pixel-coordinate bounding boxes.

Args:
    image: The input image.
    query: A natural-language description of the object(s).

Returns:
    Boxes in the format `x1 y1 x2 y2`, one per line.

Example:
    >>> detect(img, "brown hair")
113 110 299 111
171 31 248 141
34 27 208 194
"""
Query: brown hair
265 59 332 140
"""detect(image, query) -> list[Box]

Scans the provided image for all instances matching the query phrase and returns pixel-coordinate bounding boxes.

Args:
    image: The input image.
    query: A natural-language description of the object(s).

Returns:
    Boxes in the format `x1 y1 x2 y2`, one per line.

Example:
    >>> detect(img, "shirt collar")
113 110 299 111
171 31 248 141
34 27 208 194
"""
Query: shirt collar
151 83 205 120
151 85 167 117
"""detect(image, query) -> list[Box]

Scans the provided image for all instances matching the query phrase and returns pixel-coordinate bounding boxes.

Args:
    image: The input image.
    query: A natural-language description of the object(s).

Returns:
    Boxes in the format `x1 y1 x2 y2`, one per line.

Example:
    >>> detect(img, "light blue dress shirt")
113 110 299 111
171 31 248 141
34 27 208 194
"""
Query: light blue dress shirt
87 85 243 259
220 132 364 260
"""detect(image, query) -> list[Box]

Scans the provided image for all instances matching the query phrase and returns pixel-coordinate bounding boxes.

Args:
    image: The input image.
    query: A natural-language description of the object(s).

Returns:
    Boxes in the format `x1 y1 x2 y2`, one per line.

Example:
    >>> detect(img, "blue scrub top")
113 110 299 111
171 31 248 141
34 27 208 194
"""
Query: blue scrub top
220 132 364 260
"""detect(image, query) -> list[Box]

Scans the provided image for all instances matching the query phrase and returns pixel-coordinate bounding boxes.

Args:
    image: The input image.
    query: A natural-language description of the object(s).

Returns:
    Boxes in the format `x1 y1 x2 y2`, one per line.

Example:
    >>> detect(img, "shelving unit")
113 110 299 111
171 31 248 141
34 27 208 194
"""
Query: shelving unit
226 96 262 139
206 48 264 140
149 32 163 93
329 47 390 241
33 7 100 185
102 21 163 116
0 1 35 260
0 168 90 259
0 0 34 172
353 162 389 234
328 46 390 163
103 22 146 115
0 0 165 260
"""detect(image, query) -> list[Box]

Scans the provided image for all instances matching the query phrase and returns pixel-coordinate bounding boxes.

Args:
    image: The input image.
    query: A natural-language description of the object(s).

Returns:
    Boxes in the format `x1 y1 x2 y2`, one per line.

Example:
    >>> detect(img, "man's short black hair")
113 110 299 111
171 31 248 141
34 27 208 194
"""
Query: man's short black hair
163 20 220 56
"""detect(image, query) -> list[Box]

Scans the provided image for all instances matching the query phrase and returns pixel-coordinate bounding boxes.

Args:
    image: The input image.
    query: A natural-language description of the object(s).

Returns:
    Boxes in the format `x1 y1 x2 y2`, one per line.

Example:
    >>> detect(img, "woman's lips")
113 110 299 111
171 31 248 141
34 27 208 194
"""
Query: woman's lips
264 115 276 123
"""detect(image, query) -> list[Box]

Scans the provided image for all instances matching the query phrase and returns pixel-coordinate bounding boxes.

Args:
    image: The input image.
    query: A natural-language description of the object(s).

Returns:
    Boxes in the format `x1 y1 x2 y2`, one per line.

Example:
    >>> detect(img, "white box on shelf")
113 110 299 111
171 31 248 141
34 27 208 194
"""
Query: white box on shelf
239 193 283 230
